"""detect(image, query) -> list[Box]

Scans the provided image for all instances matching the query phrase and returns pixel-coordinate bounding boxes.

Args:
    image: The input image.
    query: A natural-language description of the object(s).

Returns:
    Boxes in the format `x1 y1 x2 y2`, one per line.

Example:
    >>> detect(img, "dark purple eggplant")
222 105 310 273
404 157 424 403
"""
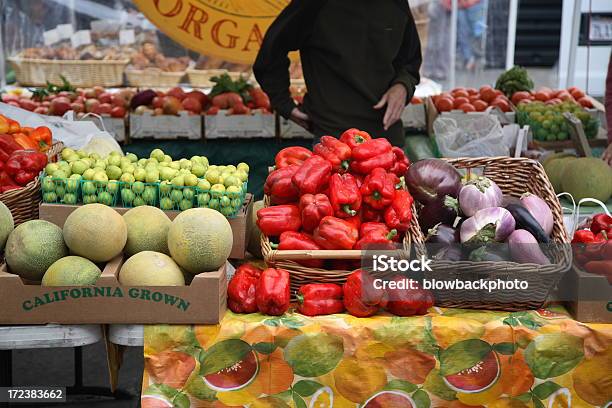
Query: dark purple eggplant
419 198 457 231
426 224 459 245
406 159 462 204
505 204 550 244
432 245 464 261
129 89 157 110
501 194 521 208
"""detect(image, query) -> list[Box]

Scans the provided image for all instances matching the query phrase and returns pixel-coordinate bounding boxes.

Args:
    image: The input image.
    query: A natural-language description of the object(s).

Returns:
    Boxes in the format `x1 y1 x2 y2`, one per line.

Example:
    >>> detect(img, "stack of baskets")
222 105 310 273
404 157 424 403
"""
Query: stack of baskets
0 141 63 226
426 157 571 311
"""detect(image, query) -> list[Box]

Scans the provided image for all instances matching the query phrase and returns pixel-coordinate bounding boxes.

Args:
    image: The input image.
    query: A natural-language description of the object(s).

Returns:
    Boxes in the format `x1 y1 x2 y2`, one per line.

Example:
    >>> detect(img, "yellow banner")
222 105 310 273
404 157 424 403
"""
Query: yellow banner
134 0 292 65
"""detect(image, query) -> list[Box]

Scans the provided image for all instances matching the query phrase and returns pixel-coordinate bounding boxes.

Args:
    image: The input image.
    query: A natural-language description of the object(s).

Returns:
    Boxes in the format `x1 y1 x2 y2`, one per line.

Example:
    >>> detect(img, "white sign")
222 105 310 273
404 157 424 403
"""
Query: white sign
590 16 612 41
71 30 92 48
119 29 136 45
43 29 60 46
56 24 74 39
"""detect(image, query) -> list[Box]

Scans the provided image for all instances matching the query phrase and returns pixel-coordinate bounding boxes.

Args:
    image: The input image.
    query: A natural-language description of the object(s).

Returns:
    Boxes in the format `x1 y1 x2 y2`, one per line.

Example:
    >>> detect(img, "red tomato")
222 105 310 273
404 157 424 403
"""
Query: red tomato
453 97 469 109
480 87 497 103
436 97 454 112
473 100 488 112
534 91 551 102
452 89 469 98
468 95 480 103
511 91 531 105
466 88 479 95
491 99 511 112
459 103 476 113
570 89 586 100
578 96 593 108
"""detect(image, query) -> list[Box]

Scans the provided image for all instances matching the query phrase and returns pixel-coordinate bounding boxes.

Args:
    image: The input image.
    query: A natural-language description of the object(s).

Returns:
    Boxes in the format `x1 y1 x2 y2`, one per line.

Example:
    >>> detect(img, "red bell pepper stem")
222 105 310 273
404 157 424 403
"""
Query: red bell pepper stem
339 128 372 150
313 136 352 173
329 173 362 218
360 168 397 210
256 268 291 316
297 284 344 316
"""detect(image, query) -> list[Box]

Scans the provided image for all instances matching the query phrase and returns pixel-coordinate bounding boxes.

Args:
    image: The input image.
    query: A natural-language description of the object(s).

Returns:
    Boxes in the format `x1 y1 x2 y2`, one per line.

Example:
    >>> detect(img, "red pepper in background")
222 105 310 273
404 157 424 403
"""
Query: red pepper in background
573 229 598 244
275 146 313 169
292 155 332 195
0 134 22 162
389 147 410 177
313 136 352 172
257 205 302 237
339 128 372 150
297 284 344 316
584 260 612 284
350 138 394 174
385 275 434 316
227 264 262 313
0 170 19 193
384 190 414 232
264 165 300 205
29 126 53 152
361 168 397 210
5 150 47 186
256 268 291 316
591 214 612 235
299 193 334 233
313 216 359 250
361 204 383 222
329 173 362 218
343 269 387 317
275 231 324 268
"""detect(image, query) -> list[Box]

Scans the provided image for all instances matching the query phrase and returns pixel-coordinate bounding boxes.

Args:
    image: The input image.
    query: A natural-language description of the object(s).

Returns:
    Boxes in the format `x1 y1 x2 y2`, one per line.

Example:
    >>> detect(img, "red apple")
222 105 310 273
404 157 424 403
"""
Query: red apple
98 92 112 104
49 97 72 116
85 99 100 113
84 89 97 99
111 94 126 108
185 90 208 107
96 103 113 115
93 86 105 96
182 97 202 114
57 91 77 101
110 106 126 118
18 99 38 111
167 87 186 101
163 96 182 115
152 96 165 109
71 102 85 113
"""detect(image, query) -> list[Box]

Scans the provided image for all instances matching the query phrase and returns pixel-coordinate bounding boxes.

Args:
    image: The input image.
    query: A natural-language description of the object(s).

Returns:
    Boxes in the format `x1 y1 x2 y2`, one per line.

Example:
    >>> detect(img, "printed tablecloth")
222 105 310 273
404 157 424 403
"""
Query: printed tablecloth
141 307 612 407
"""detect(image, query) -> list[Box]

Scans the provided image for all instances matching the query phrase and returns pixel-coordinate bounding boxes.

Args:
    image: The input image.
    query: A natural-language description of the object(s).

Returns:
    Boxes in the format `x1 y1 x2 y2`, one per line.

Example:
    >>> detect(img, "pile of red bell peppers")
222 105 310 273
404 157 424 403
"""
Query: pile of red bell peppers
228 265 433 317
258 129 414 261
0 134 48 193
572 213 612 283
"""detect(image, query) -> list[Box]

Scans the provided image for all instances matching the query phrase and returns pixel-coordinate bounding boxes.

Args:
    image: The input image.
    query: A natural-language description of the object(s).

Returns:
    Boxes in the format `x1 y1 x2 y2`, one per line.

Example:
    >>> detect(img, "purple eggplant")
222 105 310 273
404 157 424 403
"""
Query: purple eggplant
507 229 551 264
418 198 457 231
458 176 503 217
505 204 550 244
130 89 157 110
520 193 554 236
426 224 459 246
460 207 516 246
406 159 462 204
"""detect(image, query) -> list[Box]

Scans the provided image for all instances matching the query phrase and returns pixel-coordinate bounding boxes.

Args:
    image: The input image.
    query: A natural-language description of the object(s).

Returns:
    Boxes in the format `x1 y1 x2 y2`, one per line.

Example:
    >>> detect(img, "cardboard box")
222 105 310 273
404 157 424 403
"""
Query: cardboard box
38 194 253 260
564 265 611 323
0 257 226 324
84 116 127 142
401 103 427 130
130 111 202 140
278 116 314 139
205 112 275 139
426 96 516 136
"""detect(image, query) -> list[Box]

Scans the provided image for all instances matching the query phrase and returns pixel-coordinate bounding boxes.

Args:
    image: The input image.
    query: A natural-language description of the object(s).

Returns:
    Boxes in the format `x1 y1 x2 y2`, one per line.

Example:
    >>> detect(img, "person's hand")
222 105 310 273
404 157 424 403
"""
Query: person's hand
603 143 612 166
290 108 311 130
374 83 408 131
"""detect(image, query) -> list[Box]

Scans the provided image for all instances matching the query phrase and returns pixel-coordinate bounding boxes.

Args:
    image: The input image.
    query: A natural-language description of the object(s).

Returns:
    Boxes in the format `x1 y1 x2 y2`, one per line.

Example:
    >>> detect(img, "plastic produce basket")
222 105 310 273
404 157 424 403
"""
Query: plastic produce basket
40 173 81 205
118 181 159 208
80 180 120 207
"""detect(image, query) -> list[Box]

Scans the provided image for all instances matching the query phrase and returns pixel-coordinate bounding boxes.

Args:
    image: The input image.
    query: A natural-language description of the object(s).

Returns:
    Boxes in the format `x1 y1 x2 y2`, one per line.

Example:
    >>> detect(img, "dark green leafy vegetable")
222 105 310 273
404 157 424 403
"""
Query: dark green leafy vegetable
495 66 534 98
210 73 252 101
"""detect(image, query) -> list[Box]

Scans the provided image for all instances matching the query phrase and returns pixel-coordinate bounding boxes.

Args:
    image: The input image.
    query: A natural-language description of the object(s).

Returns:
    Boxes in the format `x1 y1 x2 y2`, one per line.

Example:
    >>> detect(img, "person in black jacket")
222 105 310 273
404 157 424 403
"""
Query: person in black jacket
254 0 422 147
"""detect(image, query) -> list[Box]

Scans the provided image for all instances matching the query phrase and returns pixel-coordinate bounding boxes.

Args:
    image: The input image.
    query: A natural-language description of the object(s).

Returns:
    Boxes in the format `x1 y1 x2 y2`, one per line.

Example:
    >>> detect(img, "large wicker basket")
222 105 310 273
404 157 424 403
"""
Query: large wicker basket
261 195 426 294
426 157 571 311
125 69 185 87
0 142 63 226
8 57 128 87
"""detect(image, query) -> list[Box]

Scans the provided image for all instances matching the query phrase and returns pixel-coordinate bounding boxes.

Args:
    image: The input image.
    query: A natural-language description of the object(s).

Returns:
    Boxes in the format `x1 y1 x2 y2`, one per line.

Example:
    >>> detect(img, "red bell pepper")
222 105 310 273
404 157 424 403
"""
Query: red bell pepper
329 173 362 218
299 193 333 233
29 126 53 152
292 155 332 195
0 134 22 162
360 222 401 243
256 268 291 316
297 284 344 316
257 205 301 237
384 190 414 233
572 229 601 244
350 138 394 174
385 275 434 316
4 150 47 186
275 146 313 169
313 216 359 250
339 128 372 150
313 136 352 172
275 231 324 268
264 165 300 205
389 147 410 177
343 269 387 317
0 170 19 193
361 204 383 222
591 214 612 235
354 228 398 250
360 168 397 210
344 215 362 234
227 264 263 313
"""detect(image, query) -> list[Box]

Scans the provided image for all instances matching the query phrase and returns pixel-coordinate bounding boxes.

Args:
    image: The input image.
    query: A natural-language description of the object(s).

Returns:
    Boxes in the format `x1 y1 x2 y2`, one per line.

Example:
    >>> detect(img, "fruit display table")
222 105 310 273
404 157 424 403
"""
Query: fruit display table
140 308 612 407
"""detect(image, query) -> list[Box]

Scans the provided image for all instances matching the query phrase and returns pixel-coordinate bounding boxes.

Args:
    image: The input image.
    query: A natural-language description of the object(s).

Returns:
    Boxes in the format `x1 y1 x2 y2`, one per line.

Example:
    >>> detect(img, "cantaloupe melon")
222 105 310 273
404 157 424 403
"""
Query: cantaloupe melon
5 220 68 281
247 200 264 259
561 157 612 204
0 201 14 251
119 251 185 286
167 208 232 274
545 156 577 193
42 256 102 286
123 206 171 256
63 204 127 262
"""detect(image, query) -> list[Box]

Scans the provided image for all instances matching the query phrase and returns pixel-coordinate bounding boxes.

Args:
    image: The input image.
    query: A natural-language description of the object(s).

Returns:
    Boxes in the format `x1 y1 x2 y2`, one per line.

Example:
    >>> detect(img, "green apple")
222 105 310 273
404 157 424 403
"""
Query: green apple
171 176 185 187
126 153 138 163
159 180 172 195
94 160 107 170
237 162 249 173
120 173 135 183
137 158 147 168
179 199 193 211
160 197 173 210
93 172 108 183
107 180 120 195
142 186 157 205
44 163 59 176
132 196 145 207
121 164 135 174
53 170 67 180
235 170 248 182
120 157 131 168
82 181 96 195
61 148 75 160
132 181 145 194
197 179 212 191
184 174 198 187
163 155 172 163
63 193 77 205
133 168 146 182
145 169 160 183
183 188 195 201
106 165 122 180
191 163 206 177
98 191 113 206
160 167 177 181
82 169 96 180
42 177 55 193
107 155 121 167
197 193 210 207
121 188 135 205
150 148 165 162
83 194 97 204
43 192 58 203
205 170 220 184
169 161 181 170
170 189 183 203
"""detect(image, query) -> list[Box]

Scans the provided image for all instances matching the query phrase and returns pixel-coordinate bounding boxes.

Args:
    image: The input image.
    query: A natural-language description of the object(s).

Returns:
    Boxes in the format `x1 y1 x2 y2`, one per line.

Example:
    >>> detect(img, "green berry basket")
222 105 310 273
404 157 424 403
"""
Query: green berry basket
40 173 81 205
158 181 248 218
80 180 121 206
117 181 159 208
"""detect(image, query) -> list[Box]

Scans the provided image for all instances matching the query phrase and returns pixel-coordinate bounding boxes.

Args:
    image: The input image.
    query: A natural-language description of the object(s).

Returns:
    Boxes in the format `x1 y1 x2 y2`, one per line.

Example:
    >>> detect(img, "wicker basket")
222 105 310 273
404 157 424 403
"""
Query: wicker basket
261 195 426 294
47 141 64 162
8 57 128 87
426 157 571 311
125 69 185 87
187 69 227 88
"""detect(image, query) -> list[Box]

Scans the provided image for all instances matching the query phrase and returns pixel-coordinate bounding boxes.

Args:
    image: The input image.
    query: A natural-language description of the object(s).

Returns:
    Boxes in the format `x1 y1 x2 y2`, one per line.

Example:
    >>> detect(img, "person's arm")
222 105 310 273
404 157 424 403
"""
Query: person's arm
253 0 310 119
391 6 422 101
